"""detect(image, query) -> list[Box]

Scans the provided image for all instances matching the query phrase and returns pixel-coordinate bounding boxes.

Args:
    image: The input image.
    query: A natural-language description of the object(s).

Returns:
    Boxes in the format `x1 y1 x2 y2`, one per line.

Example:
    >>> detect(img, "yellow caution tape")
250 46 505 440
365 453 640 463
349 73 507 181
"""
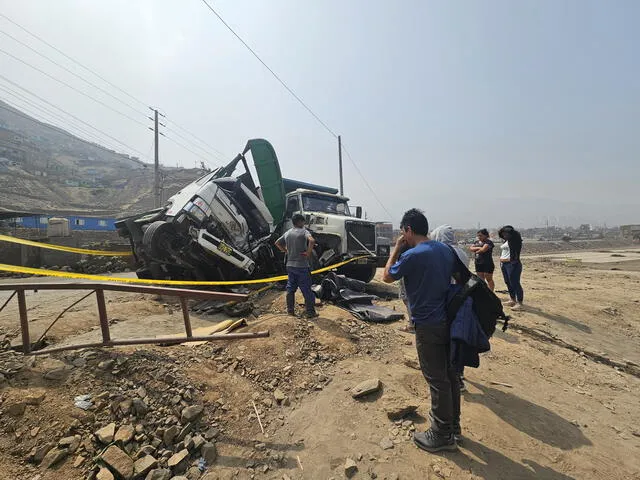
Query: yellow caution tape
0 234 131 256
0 255 371 286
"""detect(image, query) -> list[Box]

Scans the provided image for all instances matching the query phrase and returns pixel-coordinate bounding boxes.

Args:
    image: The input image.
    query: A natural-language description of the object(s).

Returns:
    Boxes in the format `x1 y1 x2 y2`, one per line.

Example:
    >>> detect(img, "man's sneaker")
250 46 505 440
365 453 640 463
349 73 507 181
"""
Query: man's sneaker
413 429 457 453
459 376 467 393
305 311 319 319
453 424 463 444
511 303 524 311
503 300 516 307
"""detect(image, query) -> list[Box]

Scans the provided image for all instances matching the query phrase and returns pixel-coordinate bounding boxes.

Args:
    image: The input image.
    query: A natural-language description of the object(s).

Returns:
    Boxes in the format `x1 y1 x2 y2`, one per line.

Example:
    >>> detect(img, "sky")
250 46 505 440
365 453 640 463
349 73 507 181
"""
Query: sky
0 0 638 228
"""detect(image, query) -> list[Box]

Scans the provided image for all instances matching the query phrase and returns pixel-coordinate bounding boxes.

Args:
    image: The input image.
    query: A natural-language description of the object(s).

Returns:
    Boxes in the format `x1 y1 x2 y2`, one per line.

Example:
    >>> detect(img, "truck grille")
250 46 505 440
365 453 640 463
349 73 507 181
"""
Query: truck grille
346 222 376 252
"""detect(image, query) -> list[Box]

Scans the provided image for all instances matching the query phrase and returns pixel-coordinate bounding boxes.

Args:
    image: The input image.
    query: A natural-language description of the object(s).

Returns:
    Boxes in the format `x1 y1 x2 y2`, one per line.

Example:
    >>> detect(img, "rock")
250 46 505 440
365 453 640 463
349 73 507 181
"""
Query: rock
41 448 68 469
180 405 204 423
43 368 67 381
145 468 172 480
192 435 205 452
186 466 202 479
203 427 219 440
25 391 47 405
177 423 193 442
73 455 85 468
115 425 135 444
29 443 54 464
97 467 115 480
132 398 149 416
344 458 358 478
167 449 190 472
96 423 116 444
101 445 134 480
402 355 421 370
382 397 419 421
134 455 158 477
7 402 26 416
72 357 87 368
201 442 217 464
99 359 115 370
163 425 180 446
273 388 286 404
379 437 394 450
350 378 381 399
58 435 81 453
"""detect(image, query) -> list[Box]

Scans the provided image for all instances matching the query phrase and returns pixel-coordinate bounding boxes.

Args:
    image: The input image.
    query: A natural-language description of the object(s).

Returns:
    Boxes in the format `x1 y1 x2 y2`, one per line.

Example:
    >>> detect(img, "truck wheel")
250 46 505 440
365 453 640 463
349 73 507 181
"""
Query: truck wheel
339 264 377 283
142 221 176 260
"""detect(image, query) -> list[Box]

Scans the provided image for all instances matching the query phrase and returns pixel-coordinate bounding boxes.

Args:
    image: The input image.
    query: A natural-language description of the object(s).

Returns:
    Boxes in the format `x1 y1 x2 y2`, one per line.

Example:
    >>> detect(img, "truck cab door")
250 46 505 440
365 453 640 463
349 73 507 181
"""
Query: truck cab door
283 195 300 231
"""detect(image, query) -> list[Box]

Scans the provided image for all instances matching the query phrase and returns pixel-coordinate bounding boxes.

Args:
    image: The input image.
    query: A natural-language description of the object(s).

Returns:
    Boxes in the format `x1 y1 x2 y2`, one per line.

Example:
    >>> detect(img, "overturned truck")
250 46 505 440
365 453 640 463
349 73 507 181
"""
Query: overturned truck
116 139 378 283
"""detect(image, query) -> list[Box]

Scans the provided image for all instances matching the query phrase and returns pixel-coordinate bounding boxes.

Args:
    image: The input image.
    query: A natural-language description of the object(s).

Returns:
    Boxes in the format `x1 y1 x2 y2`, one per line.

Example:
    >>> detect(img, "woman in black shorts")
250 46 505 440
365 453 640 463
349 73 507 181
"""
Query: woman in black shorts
469 228 495 291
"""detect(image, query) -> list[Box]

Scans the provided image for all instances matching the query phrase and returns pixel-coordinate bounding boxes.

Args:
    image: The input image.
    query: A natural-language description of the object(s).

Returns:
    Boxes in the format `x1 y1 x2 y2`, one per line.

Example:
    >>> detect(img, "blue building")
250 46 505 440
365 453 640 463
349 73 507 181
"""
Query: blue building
11 215 116 231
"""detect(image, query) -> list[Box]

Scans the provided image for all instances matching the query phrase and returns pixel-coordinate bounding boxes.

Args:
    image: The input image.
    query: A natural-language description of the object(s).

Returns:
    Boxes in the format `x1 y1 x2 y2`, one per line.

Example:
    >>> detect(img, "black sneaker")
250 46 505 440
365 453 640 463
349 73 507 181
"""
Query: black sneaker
305 311 319 319
459 376 467 393
413 429 457 452
453 423 462 444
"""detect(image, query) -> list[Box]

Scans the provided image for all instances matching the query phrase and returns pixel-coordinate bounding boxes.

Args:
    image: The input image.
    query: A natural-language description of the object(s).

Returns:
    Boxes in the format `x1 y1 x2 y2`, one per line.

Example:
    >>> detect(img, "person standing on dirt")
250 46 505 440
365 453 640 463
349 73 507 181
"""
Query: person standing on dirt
499 225 524 310
275 214 319 319
382 209 460 452
470 228 495 291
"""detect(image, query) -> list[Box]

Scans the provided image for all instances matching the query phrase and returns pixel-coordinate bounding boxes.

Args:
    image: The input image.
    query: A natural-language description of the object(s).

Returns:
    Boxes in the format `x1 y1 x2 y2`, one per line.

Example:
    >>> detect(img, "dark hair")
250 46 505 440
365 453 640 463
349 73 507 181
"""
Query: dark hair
400 208 429 236
498 225 521 240
477 228 489 236
292 213 305 226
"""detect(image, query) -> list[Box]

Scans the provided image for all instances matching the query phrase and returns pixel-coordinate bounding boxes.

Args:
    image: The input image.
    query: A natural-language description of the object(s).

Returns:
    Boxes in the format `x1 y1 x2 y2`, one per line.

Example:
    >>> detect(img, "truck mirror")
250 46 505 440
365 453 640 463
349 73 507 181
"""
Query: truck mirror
355 206 362 219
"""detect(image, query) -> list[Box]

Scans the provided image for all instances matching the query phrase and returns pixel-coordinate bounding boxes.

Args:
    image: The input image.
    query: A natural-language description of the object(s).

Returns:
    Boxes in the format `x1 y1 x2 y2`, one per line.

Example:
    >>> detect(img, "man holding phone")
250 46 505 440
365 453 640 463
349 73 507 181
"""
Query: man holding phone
382 208 459 452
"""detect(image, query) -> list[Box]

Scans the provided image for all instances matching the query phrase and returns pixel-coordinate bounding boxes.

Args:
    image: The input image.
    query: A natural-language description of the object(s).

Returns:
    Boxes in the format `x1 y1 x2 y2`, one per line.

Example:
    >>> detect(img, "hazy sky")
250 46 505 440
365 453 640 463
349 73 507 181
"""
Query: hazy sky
1 1 638 227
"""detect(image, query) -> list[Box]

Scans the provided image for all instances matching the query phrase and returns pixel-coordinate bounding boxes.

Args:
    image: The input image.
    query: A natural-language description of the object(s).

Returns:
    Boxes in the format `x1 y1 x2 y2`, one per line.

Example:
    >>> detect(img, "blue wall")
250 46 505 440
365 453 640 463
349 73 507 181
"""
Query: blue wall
12 215 116 231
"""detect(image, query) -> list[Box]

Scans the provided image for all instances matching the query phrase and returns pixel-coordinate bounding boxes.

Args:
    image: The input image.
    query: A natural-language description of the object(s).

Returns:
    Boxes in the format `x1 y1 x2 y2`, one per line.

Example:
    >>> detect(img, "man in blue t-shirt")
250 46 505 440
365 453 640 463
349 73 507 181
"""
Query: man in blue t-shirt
382 208 460 452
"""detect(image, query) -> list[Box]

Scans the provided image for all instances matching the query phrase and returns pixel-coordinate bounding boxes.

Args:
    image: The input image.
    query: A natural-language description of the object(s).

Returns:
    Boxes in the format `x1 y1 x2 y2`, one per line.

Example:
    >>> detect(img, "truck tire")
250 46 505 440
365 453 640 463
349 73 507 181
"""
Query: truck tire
142 221 176 260
339 263 377 283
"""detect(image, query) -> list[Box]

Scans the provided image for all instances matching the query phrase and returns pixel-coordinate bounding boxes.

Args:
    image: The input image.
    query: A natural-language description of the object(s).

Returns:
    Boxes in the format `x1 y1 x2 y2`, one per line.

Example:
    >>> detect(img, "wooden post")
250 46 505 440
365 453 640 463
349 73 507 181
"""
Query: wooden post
17 289 30 354
95 289 111 344
180 297 193 338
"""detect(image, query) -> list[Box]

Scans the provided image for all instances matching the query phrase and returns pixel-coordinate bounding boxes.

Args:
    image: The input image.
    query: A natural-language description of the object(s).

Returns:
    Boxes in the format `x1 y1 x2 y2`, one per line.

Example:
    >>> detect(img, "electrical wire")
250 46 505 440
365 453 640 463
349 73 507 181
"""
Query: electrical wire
199 0 394 219
0 48 148 129
162 124 226 165
200 0 338 139
0 29 148 119
0 75 150 161
0 13 229 163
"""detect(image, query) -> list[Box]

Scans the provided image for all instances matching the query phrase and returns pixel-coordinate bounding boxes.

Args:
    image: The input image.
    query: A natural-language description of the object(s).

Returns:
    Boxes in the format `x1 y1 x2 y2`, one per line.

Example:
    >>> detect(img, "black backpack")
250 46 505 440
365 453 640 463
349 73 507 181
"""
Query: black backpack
446 246 509 337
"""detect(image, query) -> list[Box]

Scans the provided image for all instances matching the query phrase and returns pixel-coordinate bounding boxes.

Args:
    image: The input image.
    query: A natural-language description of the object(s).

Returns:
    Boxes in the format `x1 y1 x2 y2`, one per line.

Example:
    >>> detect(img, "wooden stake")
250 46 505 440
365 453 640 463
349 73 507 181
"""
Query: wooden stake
490 381 513 388
251 400 265 434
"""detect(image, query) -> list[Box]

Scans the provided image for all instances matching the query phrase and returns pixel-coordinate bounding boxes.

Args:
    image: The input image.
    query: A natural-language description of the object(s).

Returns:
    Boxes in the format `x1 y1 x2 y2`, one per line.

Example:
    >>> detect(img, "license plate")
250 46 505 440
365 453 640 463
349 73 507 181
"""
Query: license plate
217 241 233 256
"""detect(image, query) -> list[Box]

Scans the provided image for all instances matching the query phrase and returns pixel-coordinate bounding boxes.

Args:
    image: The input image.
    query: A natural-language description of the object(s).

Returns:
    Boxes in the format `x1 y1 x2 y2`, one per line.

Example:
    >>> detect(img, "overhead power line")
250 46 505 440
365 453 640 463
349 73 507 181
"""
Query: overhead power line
0 29 147 119
0 13 230 163
200 0 338 139
198 0 393 219
0 47 149 129
0 74 150 160
341 144 394 219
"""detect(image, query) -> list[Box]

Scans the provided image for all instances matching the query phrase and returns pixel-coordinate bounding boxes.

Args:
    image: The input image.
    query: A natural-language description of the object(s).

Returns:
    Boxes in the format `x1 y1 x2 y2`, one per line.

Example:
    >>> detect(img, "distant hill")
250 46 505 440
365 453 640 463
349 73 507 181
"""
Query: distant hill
0 99 209 217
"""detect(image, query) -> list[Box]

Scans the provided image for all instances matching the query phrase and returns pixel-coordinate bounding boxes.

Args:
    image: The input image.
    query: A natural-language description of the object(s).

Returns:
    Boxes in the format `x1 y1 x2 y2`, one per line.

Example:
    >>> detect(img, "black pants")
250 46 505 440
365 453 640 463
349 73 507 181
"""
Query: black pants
415 321 460 435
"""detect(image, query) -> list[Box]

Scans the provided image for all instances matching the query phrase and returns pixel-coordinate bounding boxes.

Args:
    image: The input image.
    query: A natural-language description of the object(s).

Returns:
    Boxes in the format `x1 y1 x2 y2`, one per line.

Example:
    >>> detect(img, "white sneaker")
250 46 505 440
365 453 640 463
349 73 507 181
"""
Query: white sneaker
503 300 516 307
511 303 524 311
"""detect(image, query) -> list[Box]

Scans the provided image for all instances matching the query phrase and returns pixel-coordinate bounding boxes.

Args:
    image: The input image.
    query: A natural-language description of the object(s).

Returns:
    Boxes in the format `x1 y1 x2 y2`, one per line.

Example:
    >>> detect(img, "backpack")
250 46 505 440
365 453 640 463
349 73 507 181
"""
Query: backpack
446 246 509 337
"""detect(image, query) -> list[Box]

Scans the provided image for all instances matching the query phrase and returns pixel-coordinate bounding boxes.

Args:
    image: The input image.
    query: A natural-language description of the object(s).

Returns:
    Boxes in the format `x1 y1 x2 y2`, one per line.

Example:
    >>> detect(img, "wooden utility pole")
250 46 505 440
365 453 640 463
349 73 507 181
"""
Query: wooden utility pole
338 135 343 196
153 109 160 208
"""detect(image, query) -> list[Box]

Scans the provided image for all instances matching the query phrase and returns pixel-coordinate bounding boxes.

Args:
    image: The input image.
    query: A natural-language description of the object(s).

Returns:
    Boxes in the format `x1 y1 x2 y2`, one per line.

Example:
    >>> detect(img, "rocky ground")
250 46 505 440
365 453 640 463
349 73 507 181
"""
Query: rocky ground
0 248 639 480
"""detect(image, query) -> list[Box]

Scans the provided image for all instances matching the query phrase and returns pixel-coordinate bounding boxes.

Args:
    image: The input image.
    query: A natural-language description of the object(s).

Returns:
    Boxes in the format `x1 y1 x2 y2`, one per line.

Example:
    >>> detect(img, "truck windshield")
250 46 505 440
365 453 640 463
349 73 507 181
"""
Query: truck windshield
302 194 351 216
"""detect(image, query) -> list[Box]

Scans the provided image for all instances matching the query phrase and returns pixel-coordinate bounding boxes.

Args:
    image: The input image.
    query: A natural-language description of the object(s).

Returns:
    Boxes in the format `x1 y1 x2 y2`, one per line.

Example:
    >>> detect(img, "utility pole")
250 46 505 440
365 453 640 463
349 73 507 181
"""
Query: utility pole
153 109 160 208
338 135 344 196
148 108 165 208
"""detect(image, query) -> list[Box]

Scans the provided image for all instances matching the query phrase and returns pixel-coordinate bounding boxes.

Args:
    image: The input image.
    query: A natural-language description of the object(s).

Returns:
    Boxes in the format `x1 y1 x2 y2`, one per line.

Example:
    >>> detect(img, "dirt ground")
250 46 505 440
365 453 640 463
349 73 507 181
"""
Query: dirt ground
1 246 639 480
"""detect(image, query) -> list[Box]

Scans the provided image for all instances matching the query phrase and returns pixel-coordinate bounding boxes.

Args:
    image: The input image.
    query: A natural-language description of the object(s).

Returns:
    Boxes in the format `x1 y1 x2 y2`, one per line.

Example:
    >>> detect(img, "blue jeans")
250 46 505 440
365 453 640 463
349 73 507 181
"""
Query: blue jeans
501 261 524 303
286 267 316 314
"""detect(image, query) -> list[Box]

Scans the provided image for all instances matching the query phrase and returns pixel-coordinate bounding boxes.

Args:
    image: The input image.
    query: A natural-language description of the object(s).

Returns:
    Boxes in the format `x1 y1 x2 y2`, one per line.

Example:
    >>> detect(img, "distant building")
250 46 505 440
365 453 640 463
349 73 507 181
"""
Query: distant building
11 215 116 231
375 222 393 242
620 225 640 240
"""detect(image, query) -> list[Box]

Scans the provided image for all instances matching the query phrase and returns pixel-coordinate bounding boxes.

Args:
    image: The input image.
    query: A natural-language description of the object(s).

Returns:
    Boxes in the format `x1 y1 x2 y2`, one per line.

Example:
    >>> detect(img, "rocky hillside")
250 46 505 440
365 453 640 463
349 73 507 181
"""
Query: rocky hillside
0 100 209 216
